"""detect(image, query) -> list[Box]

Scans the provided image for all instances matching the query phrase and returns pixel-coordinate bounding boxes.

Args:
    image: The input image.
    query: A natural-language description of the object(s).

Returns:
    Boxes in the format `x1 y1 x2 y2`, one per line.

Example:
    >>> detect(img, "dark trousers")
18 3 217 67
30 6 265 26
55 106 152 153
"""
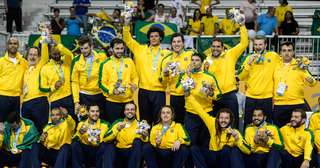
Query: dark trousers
103 139 143 168
0 95 20 121
170 95 186 124
38 144 70 168
0 143 38 168
143 143 189 168
80 93 106 118
71 141 106 168
138 89 165 125
213 91 239 128
191 146 245 168
21 96 49 133
6 7 22 33
244 97 273 128
104 100 128 123
245 148 281 168
51 95 75 121
280 150 304 168
273 104 306 128
184 112 211 147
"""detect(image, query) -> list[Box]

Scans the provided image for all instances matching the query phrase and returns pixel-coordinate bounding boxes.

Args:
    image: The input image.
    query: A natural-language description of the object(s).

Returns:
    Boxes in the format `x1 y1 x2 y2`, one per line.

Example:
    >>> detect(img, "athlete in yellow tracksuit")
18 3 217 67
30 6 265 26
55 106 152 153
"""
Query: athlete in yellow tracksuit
40 43 76 120
189 95 249 168
176 53 221 148
123 22 170 124
244 108 283 168
21 42 50 133
308 97 320 131
238 37 280 127
71 104 109 168
143 105 190 167
273 41 317 127
0 37 28 122
314 129 320 166
71 36 107 119
280 109 313 168
159 33 193 123
38 107 75 168
0 110 39 167
204 24 248 127
99 38 138 123
103 102 148 168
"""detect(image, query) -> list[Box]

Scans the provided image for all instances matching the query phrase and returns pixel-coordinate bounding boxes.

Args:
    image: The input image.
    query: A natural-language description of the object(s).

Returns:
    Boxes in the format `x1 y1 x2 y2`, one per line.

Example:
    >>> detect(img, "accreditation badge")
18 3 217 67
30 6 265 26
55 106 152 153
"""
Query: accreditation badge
276 82 287 96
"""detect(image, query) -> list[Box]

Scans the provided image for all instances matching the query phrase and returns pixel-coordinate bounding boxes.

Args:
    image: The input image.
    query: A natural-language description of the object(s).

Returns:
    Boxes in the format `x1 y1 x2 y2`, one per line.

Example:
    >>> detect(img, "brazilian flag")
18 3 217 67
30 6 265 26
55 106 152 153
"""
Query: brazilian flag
28 34 80 51
134 20 178 44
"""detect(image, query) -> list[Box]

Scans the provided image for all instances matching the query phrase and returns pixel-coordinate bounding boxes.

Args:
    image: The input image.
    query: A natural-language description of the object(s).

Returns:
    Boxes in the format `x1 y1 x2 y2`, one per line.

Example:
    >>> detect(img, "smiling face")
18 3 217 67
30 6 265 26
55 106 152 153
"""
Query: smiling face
112 43 125 58
252 109 266 126
290 111 305 128
27 48 40 66
124 103 136 120
218 112 231 128
211 41 224 57
160 107 173 124
88 105 100 122
171 36 184 53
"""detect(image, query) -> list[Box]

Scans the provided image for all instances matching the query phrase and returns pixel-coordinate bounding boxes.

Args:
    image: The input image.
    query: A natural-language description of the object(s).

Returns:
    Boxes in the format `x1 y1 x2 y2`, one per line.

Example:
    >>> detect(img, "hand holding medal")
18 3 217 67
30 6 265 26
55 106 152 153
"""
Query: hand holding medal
228 8 245 25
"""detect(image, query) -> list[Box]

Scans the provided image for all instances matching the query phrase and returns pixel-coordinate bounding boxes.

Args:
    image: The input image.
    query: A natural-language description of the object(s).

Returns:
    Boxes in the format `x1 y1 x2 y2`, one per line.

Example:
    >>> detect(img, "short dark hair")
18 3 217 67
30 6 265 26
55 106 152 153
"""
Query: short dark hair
170 33 185 44
157 4 165 8
53 8 60 13
192 52 205 62
280 41 294 50
78 35 93 47
110 38 124 48
147 26 164 42
293 109 307 119
69 6 75 11
114 9 121 15
87 104 100 111
253 107 265 116
7 110 21 124
212 38 224 47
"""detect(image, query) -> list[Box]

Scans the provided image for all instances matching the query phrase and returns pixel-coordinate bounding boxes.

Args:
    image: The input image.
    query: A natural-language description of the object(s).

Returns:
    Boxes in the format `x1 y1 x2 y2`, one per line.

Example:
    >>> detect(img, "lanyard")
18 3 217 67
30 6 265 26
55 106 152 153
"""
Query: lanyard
112 56 124 81
12 126 22 149
54 63 64 81
86 55 94 79
254 51 266 64
151 47 161 72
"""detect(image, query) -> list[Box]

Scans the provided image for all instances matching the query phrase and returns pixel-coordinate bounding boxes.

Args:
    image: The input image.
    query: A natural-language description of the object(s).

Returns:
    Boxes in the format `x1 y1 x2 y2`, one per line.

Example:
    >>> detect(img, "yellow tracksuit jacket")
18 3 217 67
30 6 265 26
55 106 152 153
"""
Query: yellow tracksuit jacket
149 122 190 149
98 56 139 103
176 70 221 114
238 51 280 99
74 119 109 146
160 50 193 96
39 44 73 102
204 25 248 94
244 122 283 153
42 115 76 150
123 25 171 91
273 59 317 105
71 51 107 103
0 52 28 96
104 119 148 149
309 111 320 131
190 95 250 153
23 43 49 102
280 124 313 160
